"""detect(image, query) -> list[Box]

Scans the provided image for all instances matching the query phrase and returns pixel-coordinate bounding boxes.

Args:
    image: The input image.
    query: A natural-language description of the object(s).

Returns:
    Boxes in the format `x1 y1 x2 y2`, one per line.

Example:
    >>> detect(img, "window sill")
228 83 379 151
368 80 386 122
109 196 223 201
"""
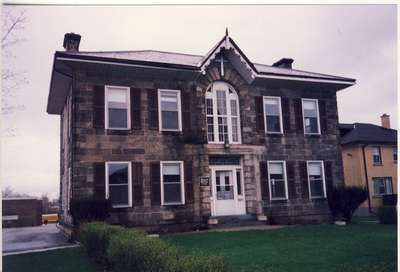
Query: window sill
270 198 288 203
373 163 383 166
112 205 131 209
310 197 326 201
162 203 185 207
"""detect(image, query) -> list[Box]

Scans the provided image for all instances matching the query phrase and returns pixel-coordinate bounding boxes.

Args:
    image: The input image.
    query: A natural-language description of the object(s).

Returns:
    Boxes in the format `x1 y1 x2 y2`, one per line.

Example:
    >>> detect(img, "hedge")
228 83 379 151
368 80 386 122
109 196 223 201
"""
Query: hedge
378 206 397 224
79 222 227 272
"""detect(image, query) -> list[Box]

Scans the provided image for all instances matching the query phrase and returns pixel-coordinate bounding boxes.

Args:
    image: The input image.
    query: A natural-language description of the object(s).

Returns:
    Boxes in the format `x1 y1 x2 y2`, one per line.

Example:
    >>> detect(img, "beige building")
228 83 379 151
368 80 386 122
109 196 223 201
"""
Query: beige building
340 114 397 215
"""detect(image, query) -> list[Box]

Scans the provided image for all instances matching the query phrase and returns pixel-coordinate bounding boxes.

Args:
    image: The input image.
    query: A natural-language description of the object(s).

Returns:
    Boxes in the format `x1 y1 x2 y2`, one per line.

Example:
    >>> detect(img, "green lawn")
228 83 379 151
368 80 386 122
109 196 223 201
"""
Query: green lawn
3 247 98 272
3 222 396 272
163 222 397 272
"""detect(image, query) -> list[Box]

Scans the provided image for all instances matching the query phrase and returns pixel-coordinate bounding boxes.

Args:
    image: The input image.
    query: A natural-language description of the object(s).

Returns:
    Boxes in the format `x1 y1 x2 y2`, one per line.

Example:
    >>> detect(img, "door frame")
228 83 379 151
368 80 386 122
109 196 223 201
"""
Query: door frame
209 165 246 216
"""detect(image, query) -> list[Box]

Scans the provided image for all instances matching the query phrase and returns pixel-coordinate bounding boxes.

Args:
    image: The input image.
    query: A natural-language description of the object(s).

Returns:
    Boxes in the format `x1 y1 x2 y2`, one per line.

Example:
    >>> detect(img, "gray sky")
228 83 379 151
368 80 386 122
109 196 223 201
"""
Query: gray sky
2 5 397 199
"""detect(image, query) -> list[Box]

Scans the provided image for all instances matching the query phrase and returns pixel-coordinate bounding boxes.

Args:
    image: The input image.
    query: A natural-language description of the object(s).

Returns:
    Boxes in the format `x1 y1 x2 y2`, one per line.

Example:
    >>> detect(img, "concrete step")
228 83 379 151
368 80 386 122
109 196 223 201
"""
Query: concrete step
207 214 268 229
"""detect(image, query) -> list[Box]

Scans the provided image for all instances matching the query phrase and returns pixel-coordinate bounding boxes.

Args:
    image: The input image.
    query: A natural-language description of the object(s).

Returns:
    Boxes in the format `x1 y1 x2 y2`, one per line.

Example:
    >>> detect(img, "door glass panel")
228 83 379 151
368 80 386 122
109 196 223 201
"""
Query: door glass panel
216 171 234 200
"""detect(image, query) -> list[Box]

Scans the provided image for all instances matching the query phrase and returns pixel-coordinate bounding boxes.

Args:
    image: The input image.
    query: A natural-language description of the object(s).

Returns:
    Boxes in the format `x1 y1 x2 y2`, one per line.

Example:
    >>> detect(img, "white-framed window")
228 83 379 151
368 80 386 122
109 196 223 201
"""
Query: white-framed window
267 161 288 200
105 86 130 130
158 89 182 131
263 96 283 134
307 161 326 199
160 161 185 205
205 81 241 144
302 99 320 135
393 147 397 162
373 177 393 196
372 146 382 165
105 162 132 208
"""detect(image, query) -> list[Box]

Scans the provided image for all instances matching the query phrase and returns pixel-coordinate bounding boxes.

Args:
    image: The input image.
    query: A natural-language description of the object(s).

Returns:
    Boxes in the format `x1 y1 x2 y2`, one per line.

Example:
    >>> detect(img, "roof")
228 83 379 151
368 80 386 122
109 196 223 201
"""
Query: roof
57 48 355 83
339 123 397 145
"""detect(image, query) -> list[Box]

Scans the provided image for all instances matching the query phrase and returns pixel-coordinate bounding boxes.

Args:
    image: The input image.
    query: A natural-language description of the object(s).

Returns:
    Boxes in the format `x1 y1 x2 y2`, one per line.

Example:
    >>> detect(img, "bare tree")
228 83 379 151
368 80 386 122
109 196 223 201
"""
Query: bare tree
2 186 30 198
2 7 27 117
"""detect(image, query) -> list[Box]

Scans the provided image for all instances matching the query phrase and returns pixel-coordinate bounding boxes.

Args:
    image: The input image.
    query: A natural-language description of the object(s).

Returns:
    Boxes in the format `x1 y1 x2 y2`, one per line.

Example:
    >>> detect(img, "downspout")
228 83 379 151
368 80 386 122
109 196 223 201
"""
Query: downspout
361 144 373 214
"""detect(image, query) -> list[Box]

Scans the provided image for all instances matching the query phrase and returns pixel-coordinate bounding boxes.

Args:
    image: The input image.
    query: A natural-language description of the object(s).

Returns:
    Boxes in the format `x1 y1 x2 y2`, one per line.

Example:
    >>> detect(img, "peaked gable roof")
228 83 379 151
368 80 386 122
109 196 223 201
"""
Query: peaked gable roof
339 123 397 145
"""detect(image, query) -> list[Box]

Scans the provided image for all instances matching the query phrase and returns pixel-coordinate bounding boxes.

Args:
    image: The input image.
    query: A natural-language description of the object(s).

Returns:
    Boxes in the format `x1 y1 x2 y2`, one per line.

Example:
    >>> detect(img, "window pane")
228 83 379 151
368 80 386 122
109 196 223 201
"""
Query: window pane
266 116 281 132
109 185 129 206
310 179 324 197
216 90 227 115
218 117 228 142
162 163 180 175
207 117 214 142
206 98 213 115
161 111 179 129
269 163 283 174
236 171 242 195
303 100 317 117
109 108 128 128
265 98 280 116
108 89 127 103
230 100 238 116
308 163 322 176
232 117 238 142
109 163 129 184
271 178 285 198
385 178 393 194
163 183 182 203
304 117 318 133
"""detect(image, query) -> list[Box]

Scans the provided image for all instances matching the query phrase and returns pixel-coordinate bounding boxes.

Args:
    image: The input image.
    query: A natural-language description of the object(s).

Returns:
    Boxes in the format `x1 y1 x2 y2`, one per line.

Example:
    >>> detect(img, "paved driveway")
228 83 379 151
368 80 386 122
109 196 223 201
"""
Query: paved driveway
3 224 72 254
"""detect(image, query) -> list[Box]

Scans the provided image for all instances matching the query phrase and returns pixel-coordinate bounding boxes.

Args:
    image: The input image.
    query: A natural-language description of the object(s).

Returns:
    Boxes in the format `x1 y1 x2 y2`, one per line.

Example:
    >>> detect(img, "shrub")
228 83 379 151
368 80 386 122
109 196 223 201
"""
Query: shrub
79 222 227 272
79 222 125 264
327 186 368 223
378 206 397 224
382 194 397 206
70 198 111 226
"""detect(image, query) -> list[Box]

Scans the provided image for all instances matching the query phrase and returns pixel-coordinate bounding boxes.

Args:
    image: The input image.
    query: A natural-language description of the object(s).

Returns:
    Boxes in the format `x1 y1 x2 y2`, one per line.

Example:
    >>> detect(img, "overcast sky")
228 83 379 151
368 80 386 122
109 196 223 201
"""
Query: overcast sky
1 5 397 199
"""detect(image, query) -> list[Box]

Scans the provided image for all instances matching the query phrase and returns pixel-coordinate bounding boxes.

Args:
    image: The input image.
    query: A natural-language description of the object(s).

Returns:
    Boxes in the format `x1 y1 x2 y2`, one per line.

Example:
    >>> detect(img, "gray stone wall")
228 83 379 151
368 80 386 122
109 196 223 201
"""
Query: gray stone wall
59 59 344 227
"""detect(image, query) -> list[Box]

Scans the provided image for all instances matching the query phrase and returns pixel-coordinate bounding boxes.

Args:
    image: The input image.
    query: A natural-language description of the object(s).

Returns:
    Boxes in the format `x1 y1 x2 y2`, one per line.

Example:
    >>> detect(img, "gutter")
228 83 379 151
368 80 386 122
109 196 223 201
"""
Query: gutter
361 144 373 214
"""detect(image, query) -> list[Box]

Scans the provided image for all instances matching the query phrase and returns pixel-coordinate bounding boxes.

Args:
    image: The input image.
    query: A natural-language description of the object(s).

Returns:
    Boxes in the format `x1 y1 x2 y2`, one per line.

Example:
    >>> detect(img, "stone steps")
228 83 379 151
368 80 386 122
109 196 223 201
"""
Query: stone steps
207 214 268 229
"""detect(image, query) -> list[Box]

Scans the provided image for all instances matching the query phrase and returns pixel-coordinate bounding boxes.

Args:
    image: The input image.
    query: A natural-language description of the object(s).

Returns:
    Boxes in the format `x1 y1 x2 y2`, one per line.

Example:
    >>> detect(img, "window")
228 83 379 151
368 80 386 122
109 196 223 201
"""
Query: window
393 147 397 162
302 99 320 134
264 97 283 133
67 167 71 212
160 161 185 205
307 161 326 199
106 162 132 208
236 169 243 195
105 86 130 129
373 177 393 196
205 82 241 144
158 89 182 131
372 147 382 165
267 161 288 200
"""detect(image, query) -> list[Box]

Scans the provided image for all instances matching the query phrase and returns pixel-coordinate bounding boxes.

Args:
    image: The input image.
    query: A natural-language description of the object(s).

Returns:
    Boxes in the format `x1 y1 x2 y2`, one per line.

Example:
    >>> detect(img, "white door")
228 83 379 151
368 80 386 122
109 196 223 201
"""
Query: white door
211 166 246 216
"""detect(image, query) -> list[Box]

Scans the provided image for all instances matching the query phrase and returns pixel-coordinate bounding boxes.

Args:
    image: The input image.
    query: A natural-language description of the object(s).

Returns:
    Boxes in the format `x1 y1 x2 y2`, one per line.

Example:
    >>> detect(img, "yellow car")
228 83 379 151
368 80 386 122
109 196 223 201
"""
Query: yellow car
42 214 59 224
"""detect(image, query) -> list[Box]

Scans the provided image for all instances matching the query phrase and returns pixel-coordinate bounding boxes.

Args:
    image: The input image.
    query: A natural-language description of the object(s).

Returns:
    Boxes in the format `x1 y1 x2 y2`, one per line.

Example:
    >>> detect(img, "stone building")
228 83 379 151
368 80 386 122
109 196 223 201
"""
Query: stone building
47 31 355 230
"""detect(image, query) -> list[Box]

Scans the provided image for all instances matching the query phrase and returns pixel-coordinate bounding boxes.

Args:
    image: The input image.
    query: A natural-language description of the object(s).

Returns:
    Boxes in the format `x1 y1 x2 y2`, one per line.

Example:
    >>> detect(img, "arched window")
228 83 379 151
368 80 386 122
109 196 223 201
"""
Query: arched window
205 82 241 144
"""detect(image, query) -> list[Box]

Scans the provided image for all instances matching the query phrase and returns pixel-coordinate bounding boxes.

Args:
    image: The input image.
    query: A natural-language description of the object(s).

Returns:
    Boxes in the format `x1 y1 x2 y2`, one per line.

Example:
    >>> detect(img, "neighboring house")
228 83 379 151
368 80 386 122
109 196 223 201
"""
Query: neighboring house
47 31 355 230
2 197 43 228
340 114 397 215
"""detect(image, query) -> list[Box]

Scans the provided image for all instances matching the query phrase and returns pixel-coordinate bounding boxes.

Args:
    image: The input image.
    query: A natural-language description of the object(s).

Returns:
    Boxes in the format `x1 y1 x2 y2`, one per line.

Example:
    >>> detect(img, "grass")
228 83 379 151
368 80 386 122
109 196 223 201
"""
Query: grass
3 221 396 272
3 247 99 272
163 222 397 272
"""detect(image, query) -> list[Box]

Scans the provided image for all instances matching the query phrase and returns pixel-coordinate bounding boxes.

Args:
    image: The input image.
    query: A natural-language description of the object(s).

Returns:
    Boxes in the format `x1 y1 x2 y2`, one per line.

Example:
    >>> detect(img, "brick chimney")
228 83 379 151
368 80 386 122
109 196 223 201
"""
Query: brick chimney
380 113 390 129
272 58 294 69
63 33 81 52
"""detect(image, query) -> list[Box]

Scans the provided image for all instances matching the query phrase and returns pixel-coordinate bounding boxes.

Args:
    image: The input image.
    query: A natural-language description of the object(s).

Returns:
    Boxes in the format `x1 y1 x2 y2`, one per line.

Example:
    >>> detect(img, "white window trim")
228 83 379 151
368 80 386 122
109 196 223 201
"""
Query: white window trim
158 89 182 132
105 85 131 130
160 161 185 205
263 96 284 134
301 98 321 135
306 160 327 199
267 161 288 200
67 167 71 212
205 81 242 144
105 161 132 208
